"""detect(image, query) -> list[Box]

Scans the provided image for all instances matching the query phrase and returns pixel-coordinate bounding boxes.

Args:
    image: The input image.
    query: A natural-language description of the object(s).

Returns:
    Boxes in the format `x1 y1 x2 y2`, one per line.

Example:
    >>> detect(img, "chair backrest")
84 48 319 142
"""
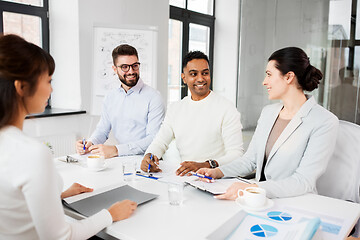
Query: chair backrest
316 120 360 203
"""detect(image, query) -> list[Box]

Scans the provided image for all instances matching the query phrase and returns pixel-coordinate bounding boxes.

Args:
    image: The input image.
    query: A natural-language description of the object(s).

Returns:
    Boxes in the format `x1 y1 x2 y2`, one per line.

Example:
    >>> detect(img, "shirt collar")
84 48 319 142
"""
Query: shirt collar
119 78 144 95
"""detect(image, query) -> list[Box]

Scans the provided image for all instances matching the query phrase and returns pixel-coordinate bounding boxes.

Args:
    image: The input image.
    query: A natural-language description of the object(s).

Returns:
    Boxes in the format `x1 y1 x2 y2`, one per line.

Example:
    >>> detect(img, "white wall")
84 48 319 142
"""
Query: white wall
213 0 240 105
49 0 81 109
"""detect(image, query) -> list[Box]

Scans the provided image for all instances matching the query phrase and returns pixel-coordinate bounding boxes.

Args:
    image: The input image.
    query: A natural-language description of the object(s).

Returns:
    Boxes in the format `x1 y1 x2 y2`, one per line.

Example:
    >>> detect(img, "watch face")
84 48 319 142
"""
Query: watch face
209 160 216 168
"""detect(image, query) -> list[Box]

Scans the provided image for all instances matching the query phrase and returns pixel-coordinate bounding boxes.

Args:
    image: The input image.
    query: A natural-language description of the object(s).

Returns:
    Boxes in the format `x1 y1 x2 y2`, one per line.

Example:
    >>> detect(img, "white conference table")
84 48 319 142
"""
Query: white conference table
56 155 360 240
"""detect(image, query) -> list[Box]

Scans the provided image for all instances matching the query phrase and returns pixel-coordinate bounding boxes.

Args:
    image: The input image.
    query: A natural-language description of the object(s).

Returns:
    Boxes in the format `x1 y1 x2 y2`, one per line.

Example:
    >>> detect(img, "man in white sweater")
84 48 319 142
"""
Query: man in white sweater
140 51 244 176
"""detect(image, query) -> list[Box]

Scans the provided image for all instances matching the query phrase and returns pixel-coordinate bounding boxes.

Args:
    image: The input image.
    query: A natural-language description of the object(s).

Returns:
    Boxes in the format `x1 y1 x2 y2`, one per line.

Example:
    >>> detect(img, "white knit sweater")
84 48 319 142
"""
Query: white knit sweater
146 91 244 165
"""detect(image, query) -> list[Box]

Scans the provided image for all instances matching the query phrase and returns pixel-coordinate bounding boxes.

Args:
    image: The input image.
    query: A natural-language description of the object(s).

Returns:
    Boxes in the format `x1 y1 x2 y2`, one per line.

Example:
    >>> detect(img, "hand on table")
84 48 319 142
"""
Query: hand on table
76 140 93 155
88 144 118 159
176 161 210 176
140 153 161 172
61 183 93 199
215 182 258 200
108 200 137 222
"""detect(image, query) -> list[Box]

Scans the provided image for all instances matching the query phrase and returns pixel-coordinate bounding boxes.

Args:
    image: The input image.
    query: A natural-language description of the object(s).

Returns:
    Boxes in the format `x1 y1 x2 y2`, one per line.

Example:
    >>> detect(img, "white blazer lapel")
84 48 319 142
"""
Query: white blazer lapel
267 96 317 162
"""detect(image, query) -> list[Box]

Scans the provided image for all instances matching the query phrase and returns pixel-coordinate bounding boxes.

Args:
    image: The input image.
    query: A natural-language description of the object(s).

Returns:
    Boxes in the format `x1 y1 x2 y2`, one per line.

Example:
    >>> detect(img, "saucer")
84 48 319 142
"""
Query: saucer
235 197 274 212
87 165 107 172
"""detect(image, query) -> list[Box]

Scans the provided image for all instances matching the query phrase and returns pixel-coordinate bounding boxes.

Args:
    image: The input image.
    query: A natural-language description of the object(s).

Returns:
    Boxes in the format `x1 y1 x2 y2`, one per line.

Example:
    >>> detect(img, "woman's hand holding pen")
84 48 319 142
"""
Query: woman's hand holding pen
196 168 224 182
76 139 93 155
140 153 161 172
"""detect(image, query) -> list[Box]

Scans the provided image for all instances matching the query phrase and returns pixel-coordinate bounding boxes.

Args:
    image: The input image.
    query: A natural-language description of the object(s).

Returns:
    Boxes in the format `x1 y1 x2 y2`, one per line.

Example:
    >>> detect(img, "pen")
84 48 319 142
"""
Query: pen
147 154 153 174
236 177 252 184
136 173 159 180
190 172 213 180
82 138 86 151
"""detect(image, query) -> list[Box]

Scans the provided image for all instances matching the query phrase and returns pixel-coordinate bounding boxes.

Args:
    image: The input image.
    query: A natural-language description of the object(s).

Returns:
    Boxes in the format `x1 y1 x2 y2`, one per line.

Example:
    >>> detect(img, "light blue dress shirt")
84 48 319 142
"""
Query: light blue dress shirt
89 79 165 156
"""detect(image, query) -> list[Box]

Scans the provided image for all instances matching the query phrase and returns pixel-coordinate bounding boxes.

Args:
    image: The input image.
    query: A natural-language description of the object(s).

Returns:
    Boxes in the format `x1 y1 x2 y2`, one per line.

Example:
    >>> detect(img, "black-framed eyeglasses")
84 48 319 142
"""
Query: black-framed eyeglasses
116 62 140 72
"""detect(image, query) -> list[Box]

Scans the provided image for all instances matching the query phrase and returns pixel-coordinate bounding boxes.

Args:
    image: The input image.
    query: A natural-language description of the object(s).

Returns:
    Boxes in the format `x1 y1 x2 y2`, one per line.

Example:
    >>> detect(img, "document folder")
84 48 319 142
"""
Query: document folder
63 185 158 217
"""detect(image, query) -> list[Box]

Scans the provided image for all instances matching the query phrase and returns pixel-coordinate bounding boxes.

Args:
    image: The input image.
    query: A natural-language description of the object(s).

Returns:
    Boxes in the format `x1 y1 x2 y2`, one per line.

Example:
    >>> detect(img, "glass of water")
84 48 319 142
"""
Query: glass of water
122 161 136 181
168 182 184 205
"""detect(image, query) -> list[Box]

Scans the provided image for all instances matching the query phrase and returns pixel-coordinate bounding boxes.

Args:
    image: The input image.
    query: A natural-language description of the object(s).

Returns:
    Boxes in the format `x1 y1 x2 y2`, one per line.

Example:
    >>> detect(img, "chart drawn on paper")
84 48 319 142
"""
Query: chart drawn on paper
267 211 293 222
93 26 157 96
250 224 278 238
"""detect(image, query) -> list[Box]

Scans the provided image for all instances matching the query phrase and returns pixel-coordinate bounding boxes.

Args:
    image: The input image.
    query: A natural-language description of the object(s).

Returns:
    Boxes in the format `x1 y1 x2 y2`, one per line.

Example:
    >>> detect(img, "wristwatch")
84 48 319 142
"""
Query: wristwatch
207 159 218 168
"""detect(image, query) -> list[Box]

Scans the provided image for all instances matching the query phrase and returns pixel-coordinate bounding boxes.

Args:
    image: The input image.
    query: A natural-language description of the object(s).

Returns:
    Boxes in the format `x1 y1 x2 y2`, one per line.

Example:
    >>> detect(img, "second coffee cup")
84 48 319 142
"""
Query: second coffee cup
237 187 266 208
87 155 105 170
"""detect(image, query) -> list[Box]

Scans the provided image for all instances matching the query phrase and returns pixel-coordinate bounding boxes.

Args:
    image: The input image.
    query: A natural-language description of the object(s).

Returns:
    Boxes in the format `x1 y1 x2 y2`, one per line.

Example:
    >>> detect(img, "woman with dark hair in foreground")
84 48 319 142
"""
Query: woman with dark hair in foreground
0 34 137 239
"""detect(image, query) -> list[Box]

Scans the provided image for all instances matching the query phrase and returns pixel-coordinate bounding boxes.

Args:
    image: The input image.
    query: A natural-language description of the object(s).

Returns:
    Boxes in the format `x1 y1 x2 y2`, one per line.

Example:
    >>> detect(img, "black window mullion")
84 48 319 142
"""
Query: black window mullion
208 20 214 90
181 19 190 99
0 1 46 16
348 0 357 70
0 11 3 33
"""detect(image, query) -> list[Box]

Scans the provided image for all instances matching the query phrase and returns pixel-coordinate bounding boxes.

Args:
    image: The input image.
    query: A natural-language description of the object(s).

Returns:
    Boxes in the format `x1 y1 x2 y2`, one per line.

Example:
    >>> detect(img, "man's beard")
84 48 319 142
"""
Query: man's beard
118 73 139 87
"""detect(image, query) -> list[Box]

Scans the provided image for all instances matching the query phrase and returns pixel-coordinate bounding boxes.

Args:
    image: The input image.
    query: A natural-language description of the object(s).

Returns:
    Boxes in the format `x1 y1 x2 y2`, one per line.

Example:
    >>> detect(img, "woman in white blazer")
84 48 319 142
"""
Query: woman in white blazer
0 34 137 239
198 47 339 199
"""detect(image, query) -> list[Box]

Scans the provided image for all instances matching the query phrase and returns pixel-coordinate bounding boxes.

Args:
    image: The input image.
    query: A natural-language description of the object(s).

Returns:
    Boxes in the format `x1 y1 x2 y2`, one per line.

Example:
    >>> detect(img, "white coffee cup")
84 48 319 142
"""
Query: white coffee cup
87 155 105 169
237 187 266 208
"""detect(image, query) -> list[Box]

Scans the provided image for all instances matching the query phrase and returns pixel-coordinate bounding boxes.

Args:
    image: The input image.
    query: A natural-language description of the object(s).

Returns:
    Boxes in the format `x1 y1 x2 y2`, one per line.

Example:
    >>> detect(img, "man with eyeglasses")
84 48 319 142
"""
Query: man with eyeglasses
141 51 244 175
76 44 165 158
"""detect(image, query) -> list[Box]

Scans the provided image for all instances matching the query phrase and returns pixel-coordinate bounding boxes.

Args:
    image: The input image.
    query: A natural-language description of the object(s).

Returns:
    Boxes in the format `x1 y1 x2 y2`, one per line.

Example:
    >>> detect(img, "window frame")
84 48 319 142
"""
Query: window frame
170 0 215 99
0 1 49 52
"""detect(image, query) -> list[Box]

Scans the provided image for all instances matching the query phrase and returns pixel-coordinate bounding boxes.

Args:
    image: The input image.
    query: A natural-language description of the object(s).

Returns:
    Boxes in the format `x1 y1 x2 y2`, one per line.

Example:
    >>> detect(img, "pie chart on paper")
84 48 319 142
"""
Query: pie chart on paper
250 224 278 238
267 211 292 222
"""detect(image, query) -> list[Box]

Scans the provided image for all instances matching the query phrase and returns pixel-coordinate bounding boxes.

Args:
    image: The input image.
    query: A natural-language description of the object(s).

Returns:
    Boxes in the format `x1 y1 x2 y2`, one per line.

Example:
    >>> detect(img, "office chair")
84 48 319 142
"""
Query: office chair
316 120 360 237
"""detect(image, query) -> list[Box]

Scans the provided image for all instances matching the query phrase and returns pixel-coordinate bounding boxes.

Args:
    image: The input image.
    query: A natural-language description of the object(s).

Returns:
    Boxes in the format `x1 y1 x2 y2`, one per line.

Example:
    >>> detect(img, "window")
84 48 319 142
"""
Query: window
0 0 50 109
326 0 360 124
0 0 49 52
168 0 215 104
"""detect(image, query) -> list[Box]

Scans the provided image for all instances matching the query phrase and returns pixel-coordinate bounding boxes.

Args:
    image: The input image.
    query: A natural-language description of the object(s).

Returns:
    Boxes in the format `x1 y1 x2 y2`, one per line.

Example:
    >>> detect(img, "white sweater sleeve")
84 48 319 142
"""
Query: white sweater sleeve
15 145 112 240
219 107 265 176
215 106 244 165
145 106 175 158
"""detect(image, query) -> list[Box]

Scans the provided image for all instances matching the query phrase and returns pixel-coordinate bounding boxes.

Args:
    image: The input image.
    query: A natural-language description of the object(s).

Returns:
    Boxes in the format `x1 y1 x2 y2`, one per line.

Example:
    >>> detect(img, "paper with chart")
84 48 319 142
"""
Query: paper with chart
207 205 347 240
226 213 320 240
